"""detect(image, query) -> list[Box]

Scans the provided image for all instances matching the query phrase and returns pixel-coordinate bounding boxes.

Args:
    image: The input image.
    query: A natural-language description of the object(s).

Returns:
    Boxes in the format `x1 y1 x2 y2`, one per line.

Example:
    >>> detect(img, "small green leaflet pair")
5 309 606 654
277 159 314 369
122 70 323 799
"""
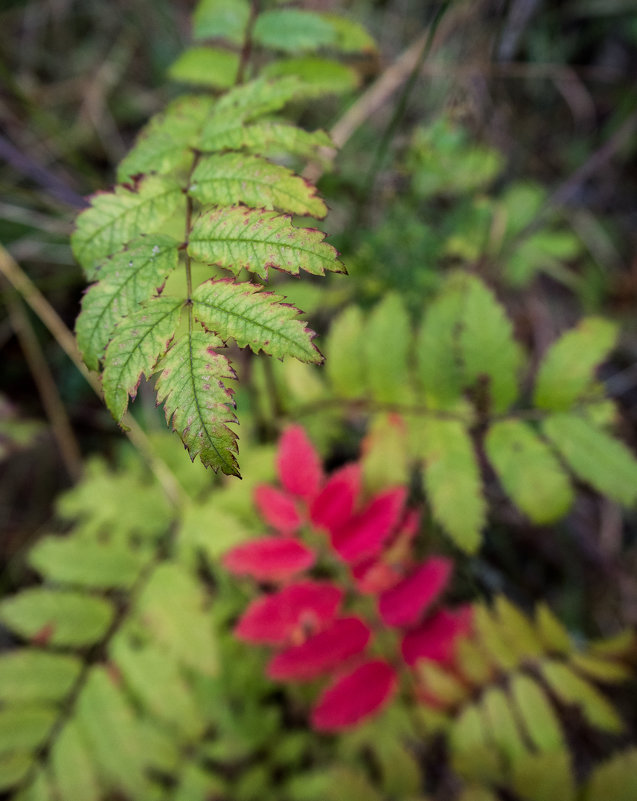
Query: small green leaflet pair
72 76 345 476
173 0 376 93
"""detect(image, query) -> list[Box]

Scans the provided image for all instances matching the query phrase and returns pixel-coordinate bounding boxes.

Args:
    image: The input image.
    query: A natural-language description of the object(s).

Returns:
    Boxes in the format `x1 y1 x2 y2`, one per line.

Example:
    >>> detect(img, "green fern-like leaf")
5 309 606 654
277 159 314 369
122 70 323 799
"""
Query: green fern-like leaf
189 152 328 217
263 57 360 95
72 176 185 278
102 296 185 422
168 47 240 89
193 278 321 362
585 749 637 801
76 235 179 370
455 273 524 413
0 589 114 647
188 206 343 279
485 419 574 523
418 418 485 552
193 0 250 44
253 9 339 52
153 330 239 475
117 95 215 181
542 413 637 506
363 293 410 404
534 317 617 411
74 66 350 474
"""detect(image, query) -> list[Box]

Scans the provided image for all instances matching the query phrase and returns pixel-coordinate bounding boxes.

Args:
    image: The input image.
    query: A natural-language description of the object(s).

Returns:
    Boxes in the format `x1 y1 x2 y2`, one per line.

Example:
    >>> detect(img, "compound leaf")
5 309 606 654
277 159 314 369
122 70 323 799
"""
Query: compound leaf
534 317 617 411
76 235 179 370
189 152 327 218
153 329 239 475
188 207 343 280
485 419 573 523
102 295 184 422
193 278 321 363
542 413 637 507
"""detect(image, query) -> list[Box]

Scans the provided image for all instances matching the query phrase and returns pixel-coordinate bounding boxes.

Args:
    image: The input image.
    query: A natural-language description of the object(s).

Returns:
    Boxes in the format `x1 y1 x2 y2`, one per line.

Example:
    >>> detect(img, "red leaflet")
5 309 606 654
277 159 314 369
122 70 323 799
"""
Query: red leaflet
235 581 343 645
277 425 323 501
254 485 302 534
331 487 407 563
351 556 404 595
223 537 315 582
378 557 453 627
401 606 473 666
310 463 361 535
267 616 371 681
311 660 397 731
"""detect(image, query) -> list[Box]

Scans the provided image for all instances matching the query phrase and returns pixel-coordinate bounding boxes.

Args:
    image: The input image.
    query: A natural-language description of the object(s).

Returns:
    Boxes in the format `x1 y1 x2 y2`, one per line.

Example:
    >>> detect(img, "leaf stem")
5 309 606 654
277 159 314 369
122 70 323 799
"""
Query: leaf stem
0 244 186 507
1 276 83 481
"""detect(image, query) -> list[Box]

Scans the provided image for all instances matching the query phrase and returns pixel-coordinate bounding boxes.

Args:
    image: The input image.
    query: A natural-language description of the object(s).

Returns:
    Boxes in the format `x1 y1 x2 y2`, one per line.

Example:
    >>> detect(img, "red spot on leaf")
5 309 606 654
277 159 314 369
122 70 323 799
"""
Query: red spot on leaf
31 623 55 645
311 660 397 731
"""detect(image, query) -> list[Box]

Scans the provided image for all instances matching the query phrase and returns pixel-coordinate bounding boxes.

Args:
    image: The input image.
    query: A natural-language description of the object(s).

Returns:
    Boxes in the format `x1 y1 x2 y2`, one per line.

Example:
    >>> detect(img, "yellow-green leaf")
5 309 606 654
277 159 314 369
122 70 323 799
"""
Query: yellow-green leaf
0 589 113 647
189 207 343 280
541 660 623 733
485 420 573 523
585 748 637 801
363 293 410 404
510 674 565 751
534 317 617 411
420 418 485 552
543 413 637 507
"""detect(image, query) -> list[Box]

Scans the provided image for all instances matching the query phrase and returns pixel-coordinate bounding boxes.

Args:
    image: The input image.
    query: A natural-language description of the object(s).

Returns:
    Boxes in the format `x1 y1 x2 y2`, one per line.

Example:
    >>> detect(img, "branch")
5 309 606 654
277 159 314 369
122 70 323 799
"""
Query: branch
0 244 186 507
